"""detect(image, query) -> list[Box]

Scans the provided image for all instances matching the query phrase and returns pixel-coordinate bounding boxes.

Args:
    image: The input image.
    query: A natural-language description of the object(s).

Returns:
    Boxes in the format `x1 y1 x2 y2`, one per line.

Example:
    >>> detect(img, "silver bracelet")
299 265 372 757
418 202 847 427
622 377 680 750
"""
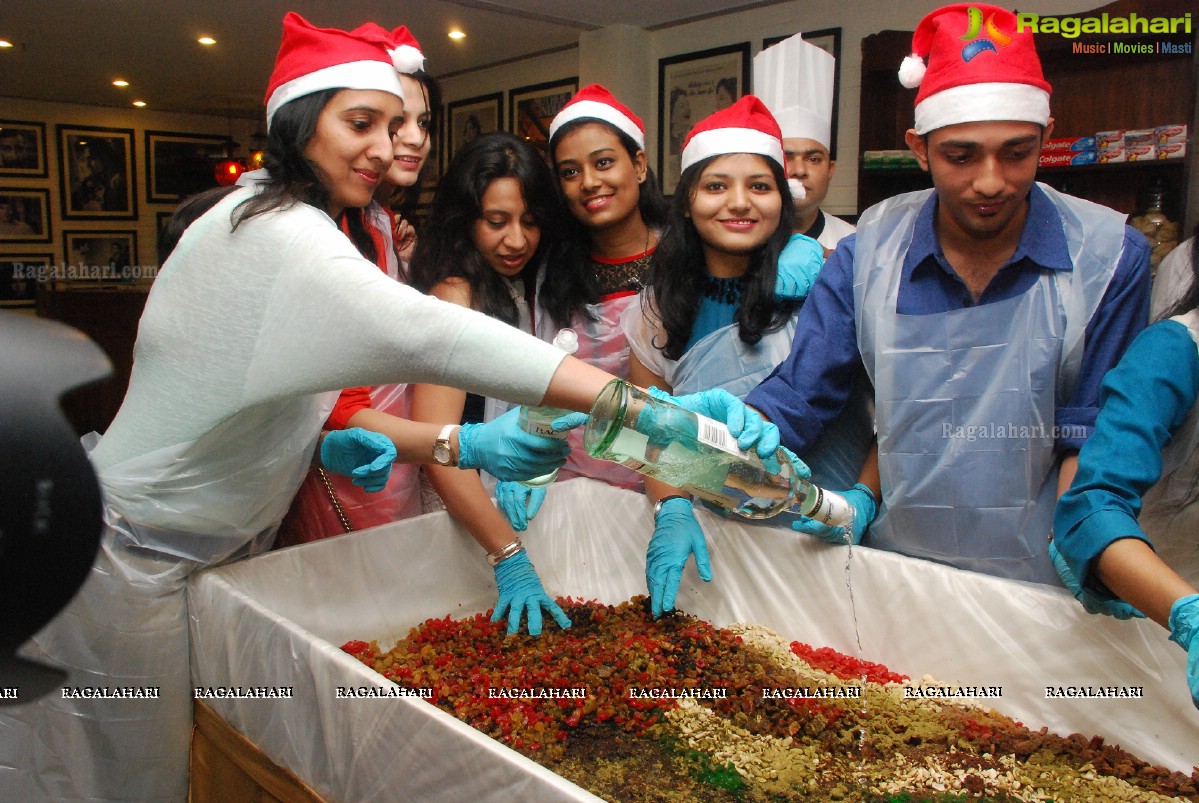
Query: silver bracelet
486 537 525 567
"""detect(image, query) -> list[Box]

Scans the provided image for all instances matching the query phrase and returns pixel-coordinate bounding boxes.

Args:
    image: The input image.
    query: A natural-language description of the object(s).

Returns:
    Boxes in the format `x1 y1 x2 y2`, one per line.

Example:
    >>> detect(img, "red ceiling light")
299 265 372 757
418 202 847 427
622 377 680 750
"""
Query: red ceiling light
214 159 245 186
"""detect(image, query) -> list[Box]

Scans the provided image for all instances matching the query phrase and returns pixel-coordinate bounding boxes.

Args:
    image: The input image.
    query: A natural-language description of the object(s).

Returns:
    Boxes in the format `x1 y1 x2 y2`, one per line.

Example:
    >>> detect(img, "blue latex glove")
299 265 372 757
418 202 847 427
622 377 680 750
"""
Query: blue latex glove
646 497 711 618
1168 594 1199 710
648 386 780 459
495 482 547 532
792 482 876 545
320 428 396 492
458 408 571 482
774 233 824 301
492 551 571 636
1048 541 1145 620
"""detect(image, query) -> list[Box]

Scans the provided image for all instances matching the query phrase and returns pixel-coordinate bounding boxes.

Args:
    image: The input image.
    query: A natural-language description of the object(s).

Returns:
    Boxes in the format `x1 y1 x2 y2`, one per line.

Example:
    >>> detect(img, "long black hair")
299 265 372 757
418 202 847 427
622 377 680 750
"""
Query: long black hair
646 153 797 362
1162 221 1199 320
409 132 563 326
540 118 668 329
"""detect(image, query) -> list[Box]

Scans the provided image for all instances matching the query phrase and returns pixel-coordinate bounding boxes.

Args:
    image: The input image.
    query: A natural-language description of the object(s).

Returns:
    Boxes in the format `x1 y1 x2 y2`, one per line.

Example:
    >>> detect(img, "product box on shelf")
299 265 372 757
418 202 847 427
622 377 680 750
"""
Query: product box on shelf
1155 124 1188 145
1124 128 1157 149
1157 141 1187 160
1127 144 1158 161
1039 150 1098 168
1096 129 1124 149
187 479 1198 802
1042 136 1097 153
1097 145 1126 164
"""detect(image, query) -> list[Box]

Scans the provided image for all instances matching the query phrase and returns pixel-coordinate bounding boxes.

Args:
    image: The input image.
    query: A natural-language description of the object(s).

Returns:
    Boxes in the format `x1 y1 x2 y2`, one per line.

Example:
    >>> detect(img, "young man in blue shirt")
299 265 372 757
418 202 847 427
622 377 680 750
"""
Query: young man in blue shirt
746 3 1151 586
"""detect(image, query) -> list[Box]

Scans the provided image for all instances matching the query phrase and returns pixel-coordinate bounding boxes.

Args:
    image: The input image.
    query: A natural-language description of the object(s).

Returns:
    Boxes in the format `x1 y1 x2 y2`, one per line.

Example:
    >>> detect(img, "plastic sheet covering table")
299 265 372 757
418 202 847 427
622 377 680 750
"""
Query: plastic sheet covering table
188 479 1198 802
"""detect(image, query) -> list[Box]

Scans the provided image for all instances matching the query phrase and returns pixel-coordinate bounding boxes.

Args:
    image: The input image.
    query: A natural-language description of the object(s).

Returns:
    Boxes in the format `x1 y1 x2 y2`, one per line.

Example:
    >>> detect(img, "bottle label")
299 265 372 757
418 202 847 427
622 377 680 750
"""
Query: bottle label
525 421 569 439
694 414 750 459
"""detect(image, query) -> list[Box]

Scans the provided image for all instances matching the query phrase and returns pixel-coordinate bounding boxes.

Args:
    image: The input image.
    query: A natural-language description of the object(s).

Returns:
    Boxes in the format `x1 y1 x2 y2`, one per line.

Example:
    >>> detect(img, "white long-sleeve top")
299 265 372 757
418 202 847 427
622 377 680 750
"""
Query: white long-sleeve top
89 187 565 538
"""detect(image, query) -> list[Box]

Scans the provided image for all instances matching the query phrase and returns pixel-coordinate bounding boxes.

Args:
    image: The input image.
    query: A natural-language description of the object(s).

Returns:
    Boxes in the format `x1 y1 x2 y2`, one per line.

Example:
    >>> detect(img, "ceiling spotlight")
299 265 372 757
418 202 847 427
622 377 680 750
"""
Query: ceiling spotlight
132 100 147 108
0 40 14 49
112 79 129 87
198 36 216 46
448 30 466 40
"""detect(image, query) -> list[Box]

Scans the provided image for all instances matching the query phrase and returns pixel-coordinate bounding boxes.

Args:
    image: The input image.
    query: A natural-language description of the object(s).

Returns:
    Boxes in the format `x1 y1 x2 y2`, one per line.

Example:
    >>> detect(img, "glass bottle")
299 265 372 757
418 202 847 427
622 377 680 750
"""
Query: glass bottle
517 329 579 487
583 380 854 526
1128 178 1179 274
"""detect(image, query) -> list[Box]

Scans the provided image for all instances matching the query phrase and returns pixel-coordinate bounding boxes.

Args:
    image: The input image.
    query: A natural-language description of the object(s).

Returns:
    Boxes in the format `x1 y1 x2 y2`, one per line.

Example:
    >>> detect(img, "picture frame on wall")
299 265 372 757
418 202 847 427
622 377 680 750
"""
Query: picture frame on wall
509 78 578 162
56 124 137 220
447 92 502 163
61 230 140 286
657 43 751 195
0 119 48 178
762 27 842 159
145 130 232 204
0 187 52 243
0 253 51 309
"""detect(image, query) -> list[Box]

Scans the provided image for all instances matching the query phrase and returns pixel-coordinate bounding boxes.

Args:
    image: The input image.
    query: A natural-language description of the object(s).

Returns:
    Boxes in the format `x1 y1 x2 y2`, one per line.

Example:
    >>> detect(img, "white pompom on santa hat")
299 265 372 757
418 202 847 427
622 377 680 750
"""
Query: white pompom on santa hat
899 3 1051 135
548 84 646 150
264 12 411 129
680 95 784 174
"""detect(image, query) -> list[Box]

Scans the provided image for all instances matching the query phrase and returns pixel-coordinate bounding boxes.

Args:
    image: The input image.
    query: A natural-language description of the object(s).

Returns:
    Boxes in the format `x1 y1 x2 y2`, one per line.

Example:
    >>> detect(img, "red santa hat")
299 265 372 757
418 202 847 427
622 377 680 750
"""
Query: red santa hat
548 84 645 150
680 95 784 173
264 12 411 129
898 3 1051 135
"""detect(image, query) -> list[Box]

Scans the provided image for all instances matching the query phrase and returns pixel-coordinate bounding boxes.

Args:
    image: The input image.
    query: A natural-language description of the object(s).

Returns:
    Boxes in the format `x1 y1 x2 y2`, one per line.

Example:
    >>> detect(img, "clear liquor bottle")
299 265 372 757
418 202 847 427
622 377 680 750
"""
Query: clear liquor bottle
583 380 853 525
517 329 579 487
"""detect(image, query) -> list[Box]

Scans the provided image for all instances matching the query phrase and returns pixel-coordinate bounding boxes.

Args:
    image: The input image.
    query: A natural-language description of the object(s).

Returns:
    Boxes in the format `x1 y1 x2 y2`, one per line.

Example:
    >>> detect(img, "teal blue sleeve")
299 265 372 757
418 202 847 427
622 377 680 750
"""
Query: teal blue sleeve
1054 320 1199 597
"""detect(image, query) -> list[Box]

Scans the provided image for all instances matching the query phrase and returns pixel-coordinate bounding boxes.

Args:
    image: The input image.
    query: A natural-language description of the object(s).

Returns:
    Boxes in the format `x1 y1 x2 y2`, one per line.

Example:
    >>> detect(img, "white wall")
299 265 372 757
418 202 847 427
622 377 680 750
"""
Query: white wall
437 0 1116 216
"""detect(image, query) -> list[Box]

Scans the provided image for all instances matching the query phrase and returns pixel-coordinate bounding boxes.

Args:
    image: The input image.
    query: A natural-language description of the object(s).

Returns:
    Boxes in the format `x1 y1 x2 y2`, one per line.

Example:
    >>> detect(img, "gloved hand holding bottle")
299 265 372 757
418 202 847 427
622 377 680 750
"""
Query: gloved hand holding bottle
458 407 572 482
490 544 571 636
1168 594 1199 710
774 233 824 301
646 496 711 618
545 386 781 459
320 427 397 492
495 482 547 532
792 481 878 545
1048 541 1145 620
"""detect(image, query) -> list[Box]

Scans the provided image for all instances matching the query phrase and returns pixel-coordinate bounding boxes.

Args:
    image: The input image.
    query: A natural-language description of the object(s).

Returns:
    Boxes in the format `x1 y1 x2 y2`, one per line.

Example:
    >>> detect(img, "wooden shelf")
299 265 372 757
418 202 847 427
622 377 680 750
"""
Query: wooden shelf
856 0 1196 218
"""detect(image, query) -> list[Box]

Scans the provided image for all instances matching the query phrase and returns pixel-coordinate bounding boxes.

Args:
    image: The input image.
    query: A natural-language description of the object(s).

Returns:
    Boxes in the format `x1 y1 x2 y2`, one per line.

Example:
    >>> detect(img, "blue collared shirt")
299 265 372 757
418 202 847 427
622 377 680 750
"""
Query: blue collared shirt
746 185 1151 456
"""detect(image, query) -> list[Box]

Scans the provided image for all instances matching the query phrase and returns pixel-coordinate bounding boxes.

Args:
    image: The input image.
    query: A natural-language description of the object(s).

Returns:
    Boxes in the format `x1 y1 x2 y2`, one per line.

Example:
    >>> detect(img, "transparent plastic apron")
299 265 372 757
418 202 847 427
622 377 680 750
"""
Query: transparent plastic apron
1 393 332 802
535 284 643 490
671 313 874 497
1141 310 1199 584
854 185 1123 584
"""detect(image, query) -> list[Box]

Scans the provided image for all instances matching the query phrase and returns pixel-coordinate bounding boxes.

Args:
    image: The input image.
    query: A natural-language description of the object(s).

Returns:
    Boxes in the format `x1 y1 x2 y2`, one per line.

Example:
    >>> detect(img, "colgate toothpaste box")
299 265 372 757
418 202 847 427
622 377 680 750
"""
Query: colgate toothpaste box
1039 150 1098 168
1043 136 1098 153
1096 130 1124 148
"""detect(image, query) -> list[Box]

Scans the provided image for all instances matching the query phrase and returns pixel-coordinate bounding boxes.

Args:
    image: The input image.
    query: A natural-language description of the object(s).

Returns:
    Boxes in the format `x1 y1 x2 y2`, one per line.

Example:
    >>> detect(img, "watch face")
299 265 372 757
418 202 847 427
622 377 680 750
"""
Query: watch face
433 439 452 466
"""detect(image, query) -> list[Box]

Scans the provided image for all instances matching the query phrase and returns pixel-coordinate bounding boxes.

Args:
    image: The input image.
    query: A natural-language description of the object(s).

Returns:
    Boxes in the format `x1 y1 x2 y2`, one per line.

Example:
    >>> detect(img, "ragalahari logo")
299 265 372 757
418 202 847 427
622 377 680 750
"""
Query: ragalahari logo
959 6 1013 63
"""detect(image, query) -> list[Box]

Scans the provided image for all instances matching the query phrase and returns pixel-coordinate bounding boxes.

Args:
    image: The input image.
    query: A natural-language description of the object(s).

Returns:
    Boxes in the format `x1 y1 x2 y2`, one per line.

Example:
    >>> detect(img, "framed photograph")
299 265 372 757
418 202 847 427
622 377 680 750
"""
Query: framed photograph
509 78 578 163
145 130 231 204
0 120 48 178
762 28 842 158
447 92 502 163
0 187 51 243
658 43 751 194
56 124 137 220
0 253 51 309
61 230 140 286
